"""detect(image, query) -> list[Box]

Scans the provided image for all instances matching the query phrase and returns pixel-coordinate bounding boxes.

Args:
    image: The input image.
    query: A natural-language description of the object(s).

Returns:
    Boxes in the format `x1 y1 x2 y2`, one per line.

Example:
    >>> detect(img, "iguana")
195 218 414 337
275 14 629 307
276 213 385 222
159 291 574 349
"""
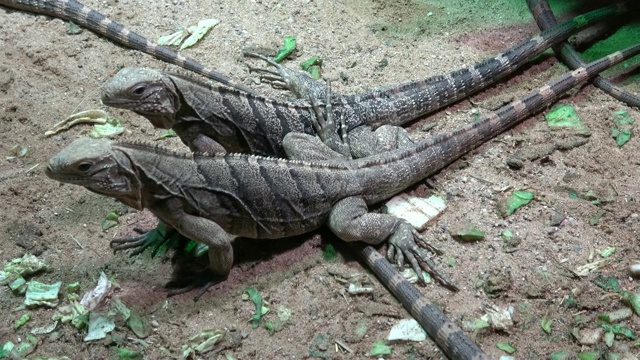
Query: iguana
526 0 640 107
0 0 253 92
101 2 635 160
47 44 640 359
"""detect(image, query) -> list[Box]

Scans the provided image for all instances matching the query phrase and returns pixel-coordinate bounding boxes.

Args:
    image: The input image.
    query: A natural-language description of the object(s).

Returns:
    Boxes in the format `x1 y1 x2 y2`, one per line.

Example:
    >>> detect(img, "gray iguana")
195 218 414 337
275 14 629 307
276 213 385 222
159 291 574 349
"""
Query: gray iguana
46 44 640 358
101 3 634 159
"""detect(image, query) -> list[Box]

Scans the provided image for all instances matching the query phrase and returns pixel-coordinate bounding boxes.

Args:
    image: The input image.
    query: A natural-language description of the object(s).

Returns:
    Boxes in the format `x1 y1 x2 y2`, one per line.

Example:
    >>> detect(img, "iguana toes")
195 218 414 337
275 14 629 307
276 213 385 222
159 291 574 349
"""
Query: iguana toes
101 3 634 160
0 0 253 93
47 45 640 359
243 2 635 106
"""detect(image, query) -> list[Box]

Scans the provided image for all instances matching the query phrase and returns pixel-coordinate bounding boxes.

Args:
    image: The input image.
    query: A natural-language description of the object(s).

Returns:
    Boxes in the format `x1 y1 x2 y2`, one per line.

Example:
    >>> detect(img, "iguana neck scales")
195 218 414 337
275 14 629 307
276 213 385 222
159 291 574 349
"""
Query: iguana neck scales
102 3 634 158
47 46 639 359
0 0 252 92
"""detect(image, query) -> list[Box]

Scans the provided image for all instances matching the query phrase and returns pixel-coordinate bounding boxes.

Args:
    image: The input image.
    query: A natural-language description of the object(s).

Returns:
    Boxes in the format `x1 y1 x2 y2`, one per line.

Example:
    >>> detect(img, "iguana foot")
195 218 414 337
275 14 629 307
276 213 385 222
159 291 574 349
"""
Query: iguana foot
110 221 182 258
243 51 327 100
166 270 228 301
387 222 458 291
309 81 351 158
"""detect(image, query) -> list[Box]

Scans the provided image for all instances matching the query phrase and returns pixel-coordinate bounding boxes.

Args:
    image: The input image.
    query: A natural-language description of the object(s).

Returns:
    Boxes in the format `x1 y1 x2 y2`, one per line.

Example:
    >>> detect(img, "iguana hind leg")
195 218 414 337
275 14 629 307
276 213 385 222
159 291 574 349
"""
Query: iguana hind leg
329 197 458 290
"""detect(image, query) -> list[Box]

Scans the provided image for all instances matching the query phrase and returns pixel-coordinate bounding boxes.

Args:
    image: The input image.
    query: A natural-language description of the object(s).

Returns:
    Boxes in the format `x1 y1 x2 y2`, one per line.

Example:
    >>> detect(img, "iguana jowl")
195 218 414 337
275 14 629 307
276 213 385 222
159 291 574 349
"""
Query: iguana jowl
0 0 253 93
47 44 640 359
101 3 634 159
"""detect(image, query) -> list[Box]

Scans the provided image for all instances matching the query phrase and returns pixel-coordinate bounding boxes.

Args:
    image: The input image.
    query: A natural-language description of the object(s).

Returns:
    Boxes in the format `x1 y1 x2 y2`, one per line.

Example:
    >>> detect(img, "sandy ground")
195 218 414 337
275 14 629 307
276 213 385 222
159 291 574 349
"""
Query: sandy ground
0 0 639 358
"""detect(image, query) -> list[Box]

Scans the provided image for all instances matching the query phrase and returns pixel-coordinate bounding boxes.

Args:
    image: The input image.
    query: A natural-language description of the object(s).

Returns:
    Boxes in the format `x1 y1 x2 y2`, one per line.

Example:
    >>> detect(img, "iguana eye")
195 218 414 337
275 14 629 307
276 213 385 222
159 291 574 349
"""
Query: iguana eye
78 162 92 172
131 85 146 96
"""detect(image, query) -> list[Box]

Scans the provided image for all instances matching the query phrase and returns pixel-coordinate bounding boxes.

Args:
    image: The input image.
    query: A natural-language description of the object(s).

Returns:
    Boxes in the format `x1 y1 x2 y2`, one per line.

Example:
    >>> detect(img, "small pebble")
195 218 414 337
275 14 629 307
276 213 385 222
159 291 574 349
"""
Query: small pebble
629 263 640 279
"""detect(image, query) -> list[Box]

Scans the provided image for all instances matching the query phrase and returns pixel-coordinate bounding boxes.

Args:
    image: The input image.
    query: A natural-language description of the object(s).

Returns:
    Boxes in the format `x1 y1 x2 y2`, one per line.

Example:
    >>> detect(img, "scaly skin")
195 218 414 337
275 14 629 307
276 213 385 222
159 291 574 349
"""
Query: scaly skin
0 0 253 93
47 44 640 359
526 0 640 107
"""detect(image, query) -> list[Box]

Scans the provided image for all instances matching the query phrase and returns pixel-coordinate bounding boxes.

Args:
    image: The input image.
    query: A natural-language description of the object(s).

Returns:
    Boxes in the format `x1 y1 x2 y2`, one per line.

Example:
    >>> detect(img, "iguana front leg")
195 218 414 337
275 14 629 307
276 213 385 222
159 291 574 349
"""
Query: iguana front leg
153 204 236 300
110 220 182 257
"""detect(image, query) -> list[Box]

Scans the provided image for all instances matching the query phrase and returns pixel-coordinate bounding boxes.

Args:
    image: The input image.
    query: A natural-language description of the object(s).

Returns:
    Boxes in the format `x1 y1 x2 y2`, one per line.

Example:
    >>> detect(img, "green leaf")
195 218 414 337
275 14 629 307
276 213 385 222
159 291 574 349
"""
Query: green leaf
545 103 590 136
14 314 30 329
592 275 621 293
117 348 142 360
550 350 572 360
598 246 616 258
181 19 220 50
451 224 485 242
610 110 634 147
496 342 516 354
601 323 636 339
620 291 640 315
322 244 337 261
568 188 579 199
498 190 534 217
127 312 151 339
300 57 323 79
369 340 392 356
156 129 177 140
577 351 600 360
540 314 552 334
244 288 268 329
273 36 296 63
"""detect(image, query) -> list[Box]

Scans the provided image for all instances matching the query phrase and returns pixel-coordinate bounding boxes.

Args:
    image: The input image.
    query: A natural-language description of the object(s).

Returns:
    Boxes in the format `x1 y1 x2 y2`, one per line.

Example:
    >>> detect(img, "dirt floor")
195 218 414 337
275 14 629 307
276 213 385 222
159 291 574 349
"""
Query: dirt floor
1 0 639 359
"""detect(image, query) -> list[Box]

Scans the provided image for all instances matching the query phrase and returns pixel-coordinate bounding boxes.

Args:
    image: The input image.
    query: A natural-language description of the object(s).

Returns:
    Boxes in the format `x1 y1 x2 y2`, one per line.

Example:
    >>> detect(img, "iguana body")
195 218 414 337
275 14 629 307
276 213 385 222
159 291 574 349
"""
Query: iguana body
47 45 640 359
102 3 634 159
0 0 252 92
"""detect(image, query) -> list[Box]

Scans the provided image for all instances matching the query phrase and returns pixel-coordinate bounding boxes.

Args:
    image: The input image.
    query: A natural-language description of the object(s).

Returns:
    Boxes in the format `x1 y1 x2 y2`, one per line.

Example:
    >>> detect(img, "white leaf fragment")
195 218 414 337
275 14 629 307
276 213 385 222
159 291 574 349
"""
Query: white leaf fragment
387 318 427 342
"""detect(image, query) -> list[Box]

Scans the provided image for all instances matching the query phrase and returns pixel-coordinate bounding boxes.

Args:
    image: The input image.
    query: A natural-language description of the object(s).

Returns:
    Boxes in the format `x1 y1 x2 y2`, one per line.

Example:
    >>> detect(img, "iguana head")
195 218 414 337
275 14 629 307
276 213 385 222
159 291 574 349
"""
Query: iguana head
46 138 143 210
101 67 180 129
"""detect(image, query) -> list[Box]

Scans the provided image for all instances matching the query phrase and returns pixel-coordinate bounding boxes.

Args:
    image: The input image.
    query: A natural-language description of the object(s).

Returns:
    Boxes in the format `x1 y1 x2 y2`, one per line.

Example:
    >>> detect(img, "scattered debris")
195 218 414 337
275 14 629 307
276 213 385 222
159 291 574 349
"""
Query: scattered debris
598 308 632 324
387 319 427 341
7 144 28 159
574 327 604 345
573 258 614 277
264 305 292 335
273 36 296 63
157 18 220 50
0 253 49 286
84 313 115 341
44 110 119 137
629 263 640 279
80 272 113 311
179 329 225 360
501 229 521 253
384 194 446 231
24 280 62 307
400 267 432 285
